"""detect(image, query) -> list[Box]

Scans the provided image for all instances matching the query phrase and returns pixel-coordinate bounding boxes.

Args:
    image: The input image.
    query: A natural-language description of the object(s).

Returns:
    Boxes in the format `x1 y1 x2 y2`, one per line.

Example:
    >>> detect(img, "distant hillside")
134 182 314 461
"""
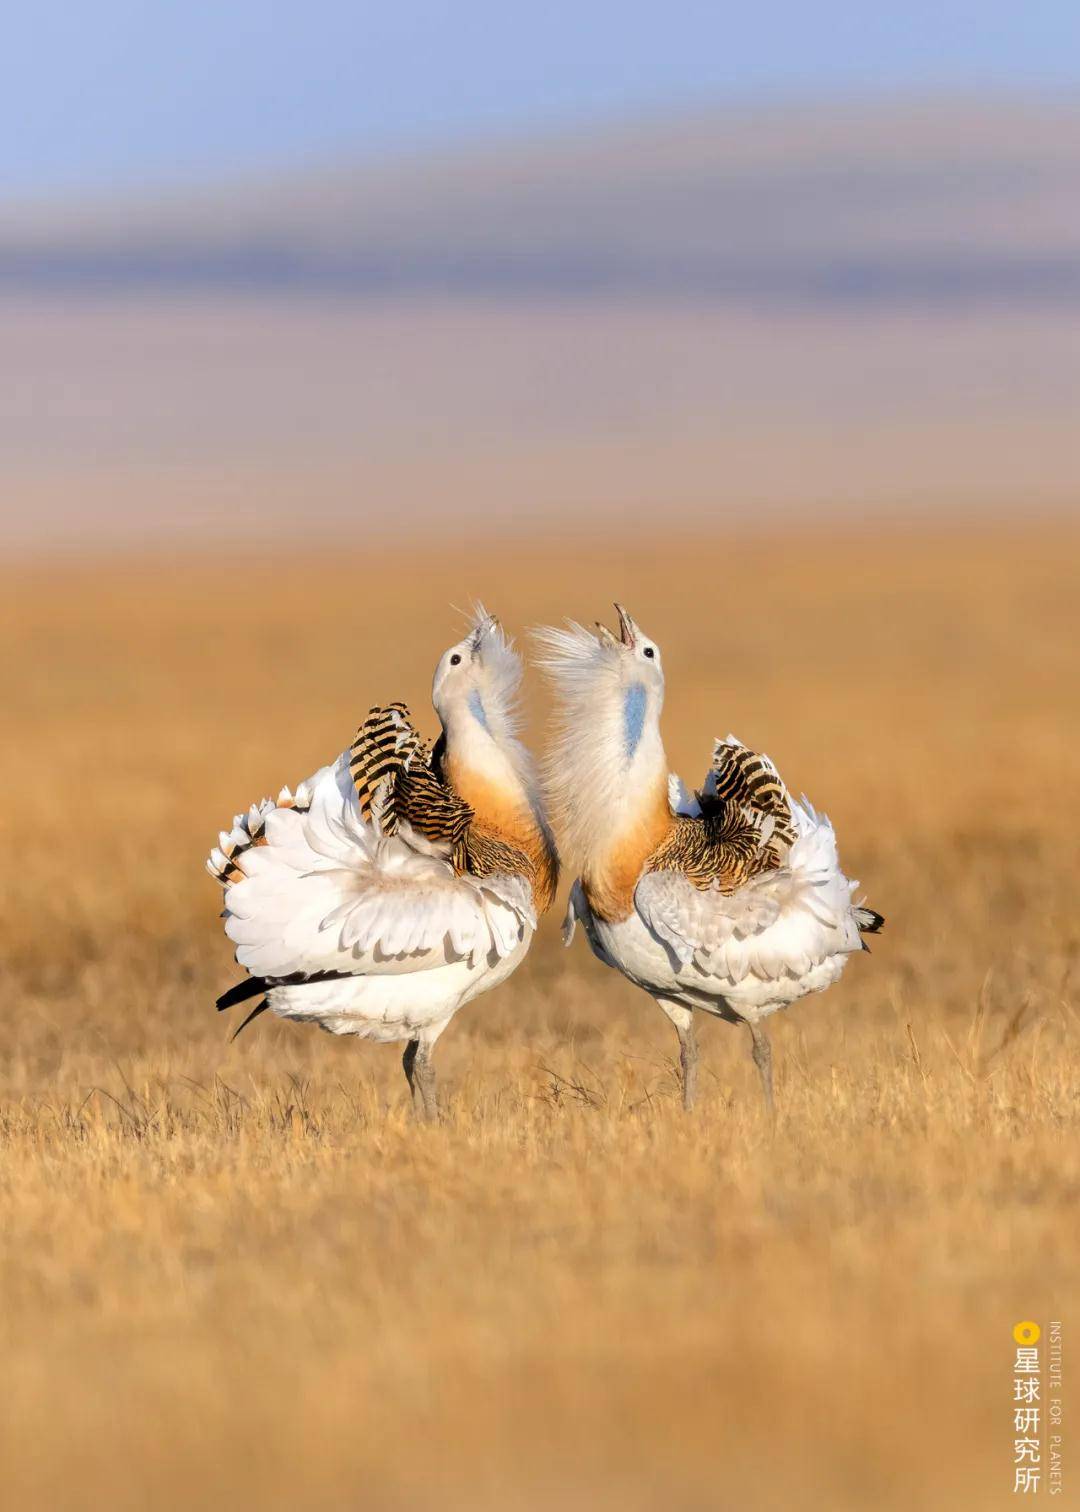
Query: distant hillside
3 97 1080 303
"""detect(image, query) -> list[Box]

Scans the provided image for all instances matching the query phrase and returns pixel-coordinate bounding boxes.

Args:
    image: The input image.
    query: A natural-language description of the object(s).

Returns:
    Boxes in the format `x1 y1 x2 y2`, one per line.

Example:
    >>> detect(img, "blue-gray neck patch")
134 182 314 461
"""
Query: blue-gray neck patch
468 689 490 732
623 683 647 758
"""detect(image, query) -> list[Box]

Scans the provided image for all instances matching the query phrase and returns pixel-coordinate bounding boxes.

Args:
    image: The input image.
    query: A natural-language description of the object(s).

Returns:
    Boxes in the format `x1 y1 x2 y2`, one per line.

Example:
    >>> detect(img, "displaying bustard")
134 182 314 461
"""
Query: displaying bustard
207 610 557 1119
535 605 882 1111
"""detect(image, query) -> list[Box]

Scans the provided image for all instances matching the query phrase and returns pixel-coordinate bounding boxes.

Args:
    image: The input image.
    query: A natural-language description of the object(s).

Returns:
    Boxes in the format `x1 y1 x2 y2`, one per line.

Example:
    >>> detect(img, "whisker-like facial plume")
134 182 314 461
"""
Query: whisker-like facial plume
467 603 523 737
533 607 667 869
467 602 500 655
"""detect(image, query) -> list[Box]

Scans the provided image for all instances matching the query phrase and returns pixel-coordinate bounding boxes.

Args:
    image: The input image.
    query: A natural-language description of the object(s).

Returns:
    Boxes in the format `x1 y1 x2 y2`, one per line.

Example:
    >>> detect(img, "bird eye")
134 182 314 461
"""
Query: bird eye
450 653 462 666
643 646 655 659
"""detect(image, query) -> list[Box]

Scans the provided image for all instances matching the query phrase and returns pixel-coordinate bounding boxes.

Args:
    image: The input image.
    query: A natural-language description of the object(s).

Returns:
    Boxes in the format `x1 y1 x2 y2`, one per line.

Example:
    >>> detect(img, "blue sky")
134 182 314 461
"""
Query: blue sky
5 1 1080 195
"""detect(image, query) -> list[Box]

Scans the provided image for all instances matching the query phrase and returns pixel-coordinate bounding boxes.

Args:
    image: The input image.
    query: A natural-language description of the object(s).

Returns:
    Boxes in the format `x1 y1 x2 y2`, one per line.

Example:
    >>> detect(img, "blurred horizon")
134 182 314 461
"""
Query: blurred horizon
3 9 1078 556
4 84 1077 215
5 92 1080 302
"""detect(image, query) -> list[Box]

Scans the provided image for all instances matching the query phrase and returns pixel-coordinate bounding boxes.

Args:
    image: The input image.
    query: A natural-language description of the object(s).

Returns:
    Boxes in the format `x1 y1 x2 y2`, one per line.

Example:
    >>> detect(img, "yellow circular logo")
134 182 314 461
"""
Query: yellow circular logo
1013 1321 1041 1345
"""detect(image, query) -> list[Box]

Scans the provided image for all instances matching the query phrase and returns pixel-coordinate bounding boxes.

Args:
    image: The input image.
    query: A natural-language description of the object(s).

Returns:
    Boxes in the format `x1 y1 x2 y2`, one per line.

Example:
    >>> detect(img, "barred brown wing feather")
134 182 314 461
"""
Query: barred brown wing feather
395 758 473 853
348 702 475 861
644 739 798 895
213 703 478 896
464 829 533 881
705 738 796 850
393 744 533 885
646 810 781 896
348 702 421 826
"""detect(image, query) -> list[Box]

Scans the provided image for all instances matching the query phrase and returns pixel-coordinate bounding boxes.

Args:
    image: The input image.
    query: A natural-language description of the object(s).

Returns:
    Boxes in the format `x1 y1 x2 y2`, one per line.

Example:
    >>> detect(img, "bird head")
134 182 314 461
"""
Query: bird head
592 603 665 692
431 606 522 735
533 603 665 706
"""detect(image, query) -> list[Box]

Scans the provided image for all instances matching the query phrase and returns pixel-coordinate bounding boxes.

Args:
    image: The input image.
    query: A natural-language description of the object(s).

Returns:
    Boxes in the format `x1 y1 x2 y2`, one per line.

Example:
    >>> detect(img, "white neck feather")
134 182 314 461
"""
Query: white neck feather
535 625 668 871
439 674 551 840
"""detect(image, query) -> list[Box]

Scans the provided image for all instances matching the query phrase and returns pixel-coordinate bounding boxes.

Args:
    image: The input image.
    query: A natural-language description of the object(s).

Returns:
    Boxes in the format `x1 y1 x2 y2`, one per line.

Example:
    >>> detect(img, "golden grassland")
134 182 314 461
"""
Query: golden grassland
1 523 1078 1510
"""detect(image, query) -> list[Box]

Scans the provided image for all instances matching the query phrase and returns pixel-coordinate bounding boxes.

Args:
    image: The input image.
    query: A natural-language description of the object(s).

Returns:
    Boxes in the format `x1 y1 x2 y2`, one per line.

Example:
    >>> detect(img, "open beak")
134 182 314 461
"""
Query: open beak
613 603 638 648
595 603 639 649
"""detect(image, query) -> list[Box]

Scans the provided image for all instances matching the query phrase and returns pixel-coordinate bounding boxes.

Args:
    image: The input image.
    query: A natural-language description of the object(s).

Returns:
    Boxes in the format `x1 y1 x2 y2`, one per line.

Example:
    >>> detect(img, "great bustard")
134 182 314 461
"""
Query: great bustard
534 605 882 1111
207 610 558 1119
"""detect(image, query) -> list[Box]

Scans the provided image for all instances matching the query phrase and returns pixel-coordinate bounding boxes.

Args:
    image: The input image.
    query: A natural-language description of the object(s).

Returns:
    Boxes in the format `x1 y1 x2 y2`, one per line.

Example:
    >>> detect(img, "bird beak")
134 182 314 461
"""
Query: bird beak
613 603 639 648
470 611 500 655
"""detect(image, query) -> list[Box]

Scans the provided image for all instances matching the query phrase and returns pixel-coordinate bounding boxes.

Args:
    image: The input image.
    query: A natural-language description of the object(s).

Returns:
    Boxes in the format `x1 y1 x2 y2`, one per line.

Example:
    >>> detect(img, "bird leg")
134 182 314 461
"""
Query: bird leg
402 1039 419 1108
654 999 699 1110
747 1021 774 1116
678 1015 699 1111
402 1038 438 1122
414 1041 439 1122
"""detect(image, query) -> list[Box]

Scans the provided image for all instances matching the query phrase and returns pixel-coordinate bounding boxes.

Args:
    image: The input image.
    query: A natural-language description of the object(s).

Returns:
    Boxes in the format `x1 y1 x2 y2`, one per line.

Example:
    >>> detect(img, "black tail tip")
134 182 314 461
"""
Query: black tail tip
855 907 885 936
230 1000 269 1041
216 975 268 1012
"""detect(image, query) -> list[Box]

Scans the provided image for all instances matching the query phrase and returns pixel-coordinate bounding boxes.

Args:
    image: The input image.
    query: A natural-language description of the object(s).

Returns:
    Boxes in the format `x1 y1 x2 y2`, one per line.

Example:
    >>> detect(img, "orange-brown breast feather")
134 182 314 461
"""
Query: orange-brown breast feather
582 782 674 923
443 758 560 915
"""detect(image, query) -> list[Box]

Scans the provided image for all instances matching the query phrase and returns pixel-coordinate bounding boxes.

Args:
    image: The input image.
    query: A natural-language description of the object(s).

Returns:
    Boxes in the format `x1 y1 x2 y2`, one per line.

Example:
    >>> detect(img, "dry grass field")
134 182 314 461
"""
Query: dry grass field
1 523 1077 1509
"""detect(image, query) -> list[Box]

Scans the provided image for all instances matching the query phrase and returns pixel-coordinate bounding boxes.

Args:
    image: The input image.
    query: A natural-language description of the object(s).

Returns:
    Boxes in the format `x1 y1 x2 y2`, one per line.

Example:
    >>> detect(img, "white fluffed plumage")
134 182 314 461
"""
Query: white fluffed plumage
224 756 534 985
565 782 868 1021
538 607 882 1111
207 611 553 1118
